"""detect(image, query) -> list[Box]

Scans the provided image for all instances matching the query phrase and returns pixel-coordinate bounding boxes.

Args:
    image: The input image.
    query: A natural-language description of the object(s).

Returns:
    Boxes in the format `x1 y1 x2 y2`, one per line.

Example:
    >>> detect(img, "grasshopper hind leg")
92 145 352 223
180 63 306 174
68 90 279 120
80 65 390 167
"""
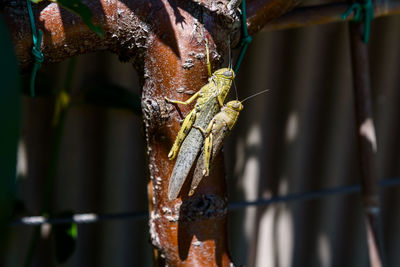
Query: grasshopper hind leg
203 133 213 176
168 108 197 160
188 131 213 196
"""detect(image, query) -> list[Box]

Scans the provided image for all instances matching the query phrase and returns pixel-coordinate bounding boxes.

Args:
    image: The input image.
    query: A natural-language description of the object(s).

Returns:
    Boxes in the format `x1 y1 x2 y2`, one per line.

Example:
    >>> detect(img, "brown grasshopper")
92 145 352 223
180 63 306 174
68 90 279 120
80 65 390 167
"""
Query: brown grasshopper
166 40 235 200
189 89 269 196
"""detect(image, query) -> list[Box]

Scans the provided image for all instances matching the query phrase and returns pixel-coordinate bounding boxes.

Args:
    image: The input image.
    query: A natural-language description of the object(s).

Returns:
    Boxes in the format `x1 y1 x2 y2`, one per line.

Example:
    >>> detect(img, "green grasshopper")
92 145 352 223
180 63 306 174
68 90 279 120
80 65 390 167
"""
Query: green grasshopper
189 100 242 196
188 89 269 197
166 40 235 201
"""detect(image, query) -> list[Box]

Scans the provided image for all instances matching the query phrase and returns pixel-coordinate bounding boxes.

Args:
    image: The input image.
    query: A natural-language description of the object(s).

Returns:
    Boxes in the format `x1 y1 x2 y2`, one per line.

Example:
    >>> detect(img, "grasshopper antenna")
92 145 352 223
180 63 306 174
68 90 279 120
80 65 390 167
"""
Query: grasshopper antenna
233 79 239 100
228 37 239 100
241 89 269 103
228 38 232 71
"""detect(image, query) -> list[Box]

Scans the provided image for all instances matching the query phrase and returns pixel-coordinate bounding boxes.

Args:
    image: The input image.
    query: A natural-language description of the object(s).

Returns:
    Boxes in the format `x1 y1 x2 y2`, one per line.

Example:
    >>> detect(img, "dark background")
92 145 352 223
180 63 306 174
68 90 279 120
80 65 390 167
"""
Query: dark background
2 3 400 267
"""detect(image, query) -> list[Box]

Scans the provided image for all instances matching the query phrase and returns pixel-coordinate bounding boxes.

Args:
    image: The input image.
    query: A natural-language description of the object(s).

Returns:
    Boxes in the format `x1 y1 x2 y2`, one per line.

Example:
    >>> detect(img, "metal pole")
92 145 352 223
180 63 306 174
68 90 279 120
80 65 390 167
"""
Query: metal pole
348 12 385 267
263 2 400 32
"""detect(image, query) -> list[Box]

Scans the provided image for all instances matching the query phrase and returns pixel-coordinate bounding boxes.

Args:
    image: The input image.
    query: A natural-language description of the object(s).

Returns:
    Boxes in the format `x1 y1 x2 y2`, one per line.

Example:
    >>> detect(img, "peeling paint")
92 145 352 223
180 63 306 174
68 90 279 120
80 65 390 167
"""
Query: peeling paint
192 240 202 247
194 53 205 59
149 210 162 249
160 201 182 222
182 58 195 69
360 118 377 152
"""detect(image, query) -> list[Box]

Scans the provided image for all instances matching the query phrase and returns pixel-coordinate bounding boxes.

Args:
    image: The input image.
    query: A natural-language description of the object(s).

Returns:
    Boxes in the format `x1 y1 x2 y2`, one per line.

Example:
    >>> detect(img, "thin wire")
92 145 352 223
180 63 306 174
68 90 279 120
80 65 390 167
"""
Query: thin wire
342 0 374 43
230 184 360 211
234 0 252 74
10 177 400 227
26 0 44 97
11 211 148 226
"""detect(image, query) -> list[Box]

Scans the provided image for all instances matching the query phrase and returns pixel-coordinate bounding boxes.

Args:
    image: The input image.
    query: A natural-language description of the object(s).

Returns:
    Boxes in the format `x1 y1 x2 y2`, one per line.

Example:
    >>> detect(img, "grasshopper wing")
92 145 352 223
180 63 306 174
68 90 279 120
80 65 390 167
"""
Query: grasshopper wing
189 117 230 196
168 97 219 200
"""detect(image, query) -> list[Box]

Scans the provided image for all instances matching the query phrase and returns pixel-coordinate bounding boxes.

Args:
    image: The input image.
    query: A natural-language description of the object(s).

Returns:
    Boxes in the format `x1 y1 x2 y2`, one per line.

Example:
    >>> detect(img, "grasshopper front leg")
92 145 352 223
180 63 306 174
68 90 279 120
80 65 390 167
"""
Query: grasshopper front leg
165 90 200 106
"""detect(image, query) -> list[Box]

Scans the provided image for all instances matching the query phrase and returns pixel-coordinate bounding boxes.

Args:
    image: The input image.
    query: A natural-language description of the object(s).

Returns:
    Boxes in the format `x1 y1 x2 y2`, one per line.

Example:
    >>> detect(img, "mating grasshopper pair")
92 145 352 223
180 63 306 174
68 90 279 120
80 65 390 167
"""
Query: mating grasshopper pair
165 39 241 200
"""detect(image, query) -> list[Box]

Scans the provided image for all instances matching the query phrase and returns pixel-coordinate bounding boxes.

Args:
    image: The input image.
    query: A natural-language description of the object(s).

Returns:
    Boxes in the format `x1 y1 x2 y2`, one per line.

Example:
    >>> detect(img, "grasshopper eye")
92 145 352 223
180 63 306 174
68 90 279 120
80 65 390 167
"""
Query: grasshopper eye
223 70 233 77
233 102 243 110
229 101 240 110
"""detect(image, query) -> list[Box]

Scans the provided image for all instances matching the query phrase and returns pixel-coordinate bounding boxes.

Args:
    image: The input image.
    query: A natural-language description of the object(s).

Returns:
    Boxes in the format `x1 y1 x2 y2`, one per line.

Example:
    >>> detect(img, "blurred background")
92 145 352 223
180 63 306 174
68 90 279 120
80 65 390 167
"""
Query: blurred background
1 1 400 266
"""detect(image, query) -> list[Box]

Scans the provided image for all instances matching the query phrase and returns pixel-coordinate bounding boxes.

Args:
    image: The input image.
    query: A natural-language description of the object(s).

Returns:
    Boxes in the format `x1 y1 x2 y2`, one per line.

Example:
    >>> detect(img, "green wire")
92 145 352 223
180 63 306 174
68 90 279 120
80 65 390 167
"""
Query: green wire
342 0 374 43
234 0 252 74
26 0 44 97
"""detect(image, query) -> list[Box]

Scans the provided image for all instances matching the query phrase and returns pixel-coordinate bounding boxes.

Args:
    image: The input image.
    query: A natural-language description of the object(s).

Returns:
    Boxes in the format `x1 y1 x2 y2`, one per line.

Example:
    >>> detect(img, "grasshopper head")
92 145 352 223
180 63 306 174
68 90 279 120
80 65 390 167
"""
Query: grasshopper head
226 100 243 111
213 68 235 80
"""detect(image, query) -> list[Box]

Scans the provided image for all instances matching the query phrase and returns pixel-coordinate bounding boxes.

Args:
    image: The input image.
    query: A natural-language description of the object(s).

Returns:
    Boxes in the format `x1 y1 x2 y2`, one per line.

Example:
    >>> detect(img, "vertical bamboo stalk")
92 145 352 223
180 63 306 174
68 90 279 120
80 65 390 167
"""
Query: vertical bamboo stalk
348 16 385 267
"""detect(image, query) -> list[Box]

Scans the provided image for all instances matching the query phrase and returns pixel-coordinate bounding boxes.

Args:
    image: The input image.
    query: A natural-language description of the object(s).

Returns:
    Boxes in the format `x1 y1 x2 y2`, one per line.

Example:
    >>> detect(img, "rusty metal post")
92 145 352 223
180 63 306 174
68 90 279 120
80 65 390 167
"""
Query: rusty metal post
348 13 385 267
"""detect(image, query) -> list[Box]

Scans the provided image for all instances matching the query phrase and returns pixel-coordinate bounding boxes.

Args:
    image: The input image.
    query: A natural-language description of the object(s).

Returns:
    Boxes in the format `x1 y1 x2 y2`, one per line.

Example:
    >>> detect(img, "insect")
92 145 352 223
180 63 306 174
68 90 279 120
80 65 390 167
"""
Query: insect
166 39 235 201
189 100 243 196
189 89 269 197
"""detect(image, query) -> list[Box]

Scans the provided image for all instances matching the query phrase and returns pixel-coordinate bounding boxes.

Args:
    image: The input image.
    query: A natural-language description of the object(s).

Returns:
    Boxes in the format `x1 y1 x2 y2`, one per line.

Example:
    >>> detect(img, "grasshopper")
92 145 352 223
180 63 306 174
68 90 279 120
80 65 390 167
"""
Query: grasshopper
188 89 269 196
189 100 243 196
166 40 235 201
